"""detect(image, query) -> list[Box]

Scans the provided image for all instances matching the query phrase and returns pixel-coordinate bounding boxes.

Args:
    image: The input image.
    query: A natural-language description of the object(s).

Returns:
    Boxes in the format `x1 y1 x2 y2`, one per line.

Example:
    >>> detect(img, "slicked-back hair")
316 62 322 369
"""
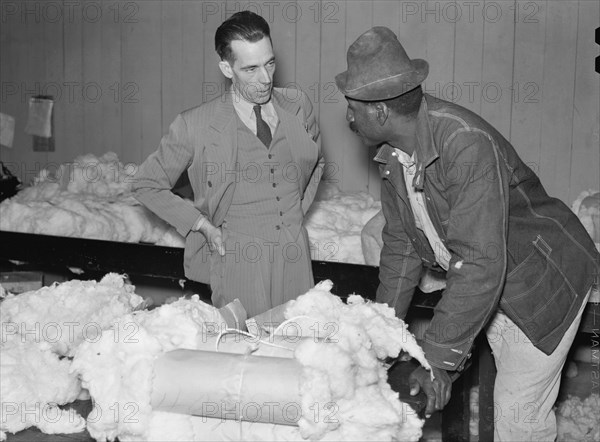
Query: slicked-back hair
215 11 271 63
381 86 423 118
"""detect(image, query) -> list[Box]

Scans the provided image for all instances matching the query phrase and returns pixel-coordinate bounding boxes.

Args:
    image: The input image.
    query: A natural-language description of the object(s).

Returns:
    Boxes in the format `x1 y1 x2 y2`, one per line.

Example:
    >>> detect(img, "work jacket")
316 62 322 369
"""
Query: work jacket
133 88 323 284
375 94 599 371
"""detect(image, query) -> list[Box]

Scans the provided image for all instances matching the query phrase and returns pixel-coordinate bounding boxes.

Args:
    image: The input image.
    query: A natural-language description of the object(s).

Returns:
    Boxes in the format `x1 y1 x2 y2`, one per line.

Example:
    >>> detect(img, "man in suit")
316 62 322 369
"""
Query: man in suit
336 27 599 440
133 11 324 318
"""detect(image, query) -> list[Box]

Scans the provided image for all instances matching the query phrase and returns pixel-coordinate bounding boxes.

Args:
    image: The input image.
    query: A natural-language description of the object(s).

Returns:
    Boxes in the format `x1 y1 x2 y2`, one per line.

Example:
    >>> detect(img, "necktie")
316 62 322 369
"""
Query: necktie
253 105 272 147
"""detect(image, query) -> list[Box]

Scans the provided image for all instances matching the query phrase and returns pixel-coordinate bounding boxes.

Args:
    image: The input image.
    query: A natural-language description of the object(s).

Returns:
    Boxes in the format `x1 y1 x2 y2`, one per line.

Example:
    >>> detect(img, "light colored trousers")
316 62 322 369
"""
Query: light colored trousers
485 288 592 441
209 225 313 318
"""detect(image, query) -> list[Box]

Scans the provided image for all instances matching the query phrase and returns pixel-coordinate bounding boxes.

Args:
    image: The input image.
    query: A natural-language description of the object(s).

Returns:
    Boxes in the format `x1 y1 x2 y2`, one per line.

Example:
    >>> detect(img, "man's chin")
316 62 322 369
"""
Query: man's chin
353 133 377 148
257 95 272 104
237 86 272 104
252 93 272 105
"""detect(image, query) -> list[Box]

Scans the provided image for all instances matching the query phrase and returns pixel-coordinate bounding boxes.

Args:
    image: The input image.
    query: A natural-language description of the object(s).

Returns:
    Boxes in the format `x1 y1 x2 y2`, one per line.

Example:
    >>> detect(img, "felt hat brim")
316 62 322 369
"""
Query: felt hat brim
336 58 429 101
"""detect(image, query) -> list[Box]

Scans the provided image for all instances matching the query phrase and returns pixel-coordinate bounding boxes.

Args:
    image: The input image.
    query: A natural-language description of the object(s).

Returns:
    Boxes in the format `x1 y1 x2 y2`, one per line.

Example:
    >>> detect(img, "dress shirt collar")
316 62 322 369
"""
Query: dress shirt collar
230 86 278 132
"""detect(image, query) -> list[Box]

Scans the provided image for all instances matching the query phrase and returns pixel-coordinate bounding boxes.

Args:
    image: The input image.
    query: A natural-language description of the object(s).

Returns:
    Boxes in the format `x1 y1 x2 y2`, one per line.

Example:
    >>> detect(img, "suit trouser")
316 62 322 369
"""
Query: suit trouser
209 225 314 318
485 287 593 441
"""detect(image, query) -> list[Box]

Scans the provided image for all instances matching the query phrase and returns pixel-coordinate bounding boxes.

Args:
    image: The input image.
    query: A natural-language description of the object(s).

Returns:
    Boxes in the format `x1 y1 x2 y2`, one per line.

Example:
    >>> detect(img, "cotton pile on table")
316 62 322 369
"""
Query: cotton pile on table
304 184 381 264
0 153 383 264
0 277 429 441
0 274 144 440
572 190 600 244
556 393 600 441
0 153 183 247
2 154 597 268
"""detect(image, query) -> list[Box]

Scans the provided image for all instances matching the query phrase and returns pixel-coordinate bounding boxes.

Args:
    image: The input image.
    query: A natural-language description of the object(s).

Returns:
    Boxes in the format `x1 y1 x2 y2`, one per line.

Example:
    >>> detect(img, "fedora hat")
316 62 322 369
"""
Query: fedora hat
335 27 428 101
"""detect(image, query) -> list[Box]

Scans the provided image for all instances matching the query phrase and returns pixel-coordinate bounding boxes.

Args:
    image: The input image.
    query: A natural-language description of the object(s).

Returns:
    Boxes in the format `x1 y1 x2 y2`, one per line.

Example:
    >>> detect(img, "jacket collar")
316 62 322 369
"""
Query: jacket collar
271 88 302 117
373 94 439 189
209 91 236 133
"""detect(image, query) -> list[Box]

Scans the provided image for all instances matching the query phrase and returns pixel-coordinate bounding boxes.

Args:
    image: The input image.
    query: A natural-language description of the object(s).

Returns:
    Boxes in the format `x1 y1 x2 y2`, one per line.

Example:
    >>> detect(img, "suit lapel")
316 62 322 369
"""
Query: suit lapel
271 90 314 194
272 89 303 143
205 92 238 225
206 92 238 164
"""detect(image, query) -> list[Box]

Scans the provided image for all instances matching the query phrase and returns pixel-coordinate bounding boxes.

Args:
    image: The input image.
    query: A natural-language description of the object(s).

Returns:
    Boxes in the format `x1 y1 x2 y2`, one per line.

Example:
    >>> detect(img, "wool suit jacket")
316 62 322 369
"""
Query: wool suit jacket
133 88 324 284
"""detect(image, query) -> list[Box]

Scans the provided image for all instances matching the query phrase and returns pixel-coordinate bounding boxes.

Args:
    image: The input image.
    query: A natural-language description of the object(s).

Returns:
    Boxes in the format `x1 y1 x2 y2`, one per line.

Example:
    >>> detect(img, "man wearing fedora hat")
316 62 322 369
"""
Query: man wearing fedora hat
337 27 599 440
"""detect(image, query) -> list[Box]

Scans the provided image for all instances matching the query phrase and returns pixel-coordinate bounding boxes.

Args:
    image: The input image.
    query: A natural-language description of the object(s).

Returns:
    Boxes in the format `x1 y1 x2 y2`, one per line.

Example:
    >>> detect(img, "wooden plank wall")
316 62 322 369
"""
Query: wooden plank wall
0 0 598 204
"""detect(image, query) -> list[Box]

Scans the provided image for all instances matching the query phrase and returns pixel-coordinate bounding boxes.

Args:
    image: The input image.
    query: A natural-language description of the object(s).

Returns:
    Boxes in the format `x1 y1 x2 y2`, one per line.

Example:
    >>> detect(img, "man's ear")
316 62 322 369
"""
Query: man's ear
218 60 233 79
374 102 389 126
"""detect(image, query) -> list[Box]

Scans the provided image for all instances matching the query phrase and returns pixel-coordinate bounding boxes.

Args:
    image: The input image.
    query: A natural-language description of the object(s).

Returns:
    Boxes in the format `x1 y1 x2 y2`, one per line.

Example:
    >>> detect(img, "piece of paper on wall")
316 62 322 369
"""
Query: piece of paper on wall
0 112 15 148
25 97 53 138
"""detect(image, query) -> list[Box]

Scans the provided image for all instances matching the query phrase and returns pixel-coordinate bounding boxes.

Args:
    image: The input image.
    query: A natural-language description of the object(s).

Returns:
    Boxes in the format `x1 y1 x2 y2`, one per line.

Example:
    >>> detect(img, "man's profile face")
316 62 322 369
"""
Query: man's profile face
346 98 382 147
219 37 275 105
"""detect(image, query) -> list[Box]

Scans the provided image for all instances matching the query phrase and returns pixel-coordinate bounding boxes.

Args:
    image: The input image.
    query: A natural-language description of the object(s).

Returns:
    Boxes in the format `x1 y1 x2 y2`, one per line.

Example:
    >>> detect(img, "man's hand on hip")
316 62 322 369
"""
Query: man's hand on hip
196 220 225 256
408 365 452 418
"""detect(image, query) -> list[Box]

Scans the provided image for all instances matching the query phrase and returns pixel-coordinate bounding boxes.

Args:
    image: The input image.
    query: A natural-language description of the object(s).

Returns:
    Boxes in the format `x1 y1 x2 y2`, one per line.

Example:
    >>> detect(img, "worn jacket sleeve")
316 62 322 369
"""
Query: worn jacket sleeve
132 114 204 238
376 178 423 319
422 130 509 371
300 91 324 214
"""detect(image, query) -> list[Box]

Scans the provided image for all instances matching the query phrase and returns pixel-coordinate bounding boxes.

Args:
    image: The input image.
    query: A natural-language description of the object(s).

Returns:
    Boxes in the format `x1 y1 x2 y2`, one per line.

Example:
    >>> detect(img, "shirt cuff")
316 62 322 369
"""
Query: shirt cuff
192 214 208 232
419 338 473 372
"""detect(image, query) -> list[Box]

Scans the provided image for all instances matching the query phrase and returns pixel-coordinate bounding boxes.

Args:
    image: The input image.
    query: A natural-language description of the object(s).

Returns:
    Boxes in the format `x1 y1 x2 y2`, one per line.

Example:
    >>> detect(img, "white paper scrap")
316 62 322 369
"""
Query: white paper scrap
0 112 15 147
25 97 53 138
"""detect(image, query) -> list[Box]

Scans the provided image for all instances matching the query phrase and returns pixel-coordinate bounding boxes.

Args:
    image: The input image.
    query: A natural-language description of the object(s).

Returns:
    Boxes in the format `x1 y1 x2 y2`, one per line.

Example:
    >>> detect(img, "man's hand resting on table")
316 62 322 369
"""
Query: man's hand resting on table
195 220 225 256
409 365 452 418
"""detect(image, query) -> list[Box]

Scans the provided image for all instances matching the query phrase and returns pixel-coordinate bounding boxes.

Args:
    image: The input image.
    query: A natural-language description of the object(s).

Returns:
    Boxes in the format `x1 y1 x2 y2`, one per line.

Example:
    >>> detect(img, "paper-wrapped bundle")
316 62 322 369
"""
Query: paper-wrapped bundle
246 301 290 334
151 350 302 425
218 299 248 330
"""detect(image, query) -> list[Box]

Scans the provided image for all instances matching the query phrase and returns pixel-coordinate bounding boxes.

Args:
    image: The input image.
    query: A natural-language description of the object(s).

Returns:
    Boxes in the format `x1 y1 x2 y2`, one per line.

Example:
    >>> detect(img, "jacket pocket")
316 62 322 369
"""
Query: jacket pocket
501 235 577 340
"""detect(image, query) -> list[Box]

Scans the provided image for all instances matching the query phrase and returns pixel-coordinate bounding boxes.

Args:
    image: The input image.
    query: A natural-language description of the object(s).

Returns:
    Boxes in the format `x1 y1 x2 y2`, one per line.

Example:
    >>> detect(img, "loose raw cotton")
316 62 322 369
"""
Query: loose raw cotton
280 280 428 441
0 274 143 440
70 295 231 441
304 184 382 264
72 280 428 441
0 152 185 246
572 190 600 245
0 339 85 440
556 393 600 441
468 385 600 440
1 273 144 356
0 154 385 263
2 154 597 269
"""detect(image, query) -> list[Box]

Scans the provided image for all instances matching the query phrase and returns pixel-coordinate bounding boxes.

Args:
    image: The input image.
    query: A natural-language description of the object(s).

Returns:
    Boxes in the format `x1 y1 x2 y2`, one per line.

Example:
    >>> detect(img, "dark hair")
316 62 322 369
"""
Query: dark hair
381 86 423 117
215 11 271 63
